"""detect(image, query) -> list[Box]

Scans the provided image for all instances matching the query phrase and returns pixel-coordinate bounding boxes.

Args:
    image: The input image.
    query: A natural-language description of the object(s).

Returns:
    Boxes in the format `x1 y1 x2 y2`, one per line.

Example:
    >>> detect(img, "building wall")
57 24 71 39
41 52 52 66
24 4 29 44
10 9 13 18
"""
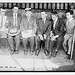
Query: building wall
0 3 72 10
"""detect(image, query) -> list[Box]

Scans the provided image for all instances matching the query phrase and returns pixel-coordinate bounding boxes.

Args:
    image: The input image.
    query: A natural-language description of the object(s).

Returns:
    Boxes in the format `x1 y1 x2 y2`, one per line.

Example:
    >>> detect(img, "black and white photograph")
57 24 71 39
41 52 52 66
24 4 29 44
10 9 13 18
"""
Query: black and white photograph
0 0 75 72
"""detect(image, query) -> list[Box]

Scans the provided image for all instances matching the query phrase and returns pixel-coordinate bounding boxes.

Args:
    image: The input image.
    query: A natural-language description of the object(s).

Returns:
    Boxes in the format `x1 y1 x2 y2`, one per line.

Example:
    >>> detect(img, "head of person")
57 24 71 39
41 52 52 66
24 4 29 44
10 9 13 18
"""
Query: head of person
52 11 58 21
12 6 18 14
41 11 47 19
66 10 73 20
0 8 6 15
25 8 32 18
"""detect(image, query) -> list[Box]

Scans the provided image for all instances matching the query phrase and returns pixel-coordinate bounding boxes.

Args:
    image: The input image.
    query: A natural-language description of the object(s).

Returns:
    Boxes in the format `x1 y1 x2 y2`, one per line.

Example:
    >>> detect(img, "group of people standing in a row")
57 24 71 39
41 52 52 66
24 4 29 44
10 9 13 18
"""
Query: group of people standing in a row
0 6 75 60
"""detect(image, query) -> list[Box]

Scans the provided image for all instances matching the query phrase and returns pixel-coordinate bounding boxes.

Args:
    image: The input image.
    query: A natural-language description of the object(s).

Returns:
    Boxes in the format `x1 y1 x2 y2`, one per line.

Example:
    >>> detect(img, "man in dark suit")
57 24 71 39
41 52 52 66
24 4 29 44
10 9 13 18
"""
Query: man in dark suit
35 11 51 56
50 11 65 57
7 6 21 55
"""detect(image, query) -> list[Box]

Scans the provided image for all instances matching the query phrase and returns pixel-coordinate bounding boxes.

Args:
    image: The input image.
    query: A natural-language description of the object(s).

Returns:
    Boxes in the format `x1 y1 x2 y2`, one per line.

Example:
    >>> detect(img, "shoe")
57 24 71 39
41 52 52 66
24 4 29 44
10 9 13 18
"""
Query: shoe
35 49 40 56
53 50 58 57
30 49 34 55
44 49 49 56
63 43 67 52
30 51 34 55
24 50 28 55
15 50 19 54
65 51 68 55
67 54 71 59
10 50 14 55
47 52 52 59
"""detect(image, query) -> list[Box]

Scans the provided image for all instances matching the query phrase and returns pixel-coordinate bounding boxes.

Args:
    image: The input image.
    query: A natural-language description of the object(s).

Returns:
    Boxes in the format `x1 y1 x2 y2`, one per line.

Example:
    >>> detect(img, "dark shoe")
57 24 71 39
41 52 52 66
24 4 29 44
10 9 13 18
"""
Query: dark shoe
10 50 14 55
35 49 40 56
67 54 71 59
44 49 49 56
65 51 68 55
53 50 58 57
15 50 19 54
30 51 34 55
63 43 67 52
24 50 28 55
47 52 52 59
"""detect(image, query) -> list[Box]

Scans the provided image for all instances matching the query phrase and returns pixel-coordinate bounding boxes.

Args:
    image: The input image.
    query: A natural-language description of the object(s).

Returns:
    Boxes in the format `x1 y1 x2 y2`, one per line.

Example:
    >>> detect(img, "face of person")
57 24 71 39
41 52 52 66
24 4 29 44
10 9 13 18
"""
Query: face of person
66 12 72 20
52 15 57 21
13 9 18 14
1 10 5 15
41 13 47 19
25 11 32 18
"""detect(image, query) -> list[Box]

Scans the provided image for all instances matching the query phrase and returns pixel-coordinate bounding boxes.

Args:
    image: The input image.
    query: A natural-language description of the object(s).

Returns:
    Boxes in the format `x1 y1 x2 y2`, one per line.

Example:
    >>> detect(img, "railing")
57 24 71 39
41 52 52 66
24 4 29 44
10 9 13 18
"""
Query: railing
0 3 71 10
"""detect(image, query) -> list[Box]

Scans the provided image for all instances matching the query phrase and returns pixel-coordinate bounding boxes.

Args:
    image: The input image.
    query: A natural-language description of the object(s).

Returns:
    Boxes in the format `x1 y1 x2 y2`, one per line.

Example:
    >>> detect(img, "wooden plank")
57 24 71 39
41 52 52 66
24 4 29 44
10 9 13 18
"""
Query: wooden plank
4 3 8 8
48 3 51 9
61 3 63 9
44 3 47 9
9 3 12 8
26 3 29 8
52 3 55 9
65 3 68 9
40 3 42 9
15 58 34 71
35 3 38 9
31 3 34 8
34 59 47 71
57 3 60 9
43 59 59 71
22 3 25 8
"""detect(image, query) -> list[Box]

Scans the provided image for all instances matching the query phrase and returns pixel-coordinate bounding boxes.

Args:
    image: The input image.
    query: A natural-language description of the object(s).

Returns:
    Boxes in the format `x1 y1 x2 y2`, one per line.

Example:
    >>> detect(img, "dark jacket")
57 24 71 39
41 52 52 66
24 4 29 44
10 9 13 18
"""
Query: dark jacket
51 18 65 37
36 18 51 37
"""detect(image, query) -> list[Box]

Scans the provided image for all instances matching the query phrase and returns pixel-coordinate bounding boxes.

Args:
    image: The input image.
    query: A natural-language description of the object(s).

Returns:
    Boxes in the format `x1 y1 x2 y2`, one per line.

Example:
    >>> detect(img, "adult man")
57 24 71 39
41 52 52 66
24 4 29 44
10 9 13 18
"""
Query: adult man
8 6 21 55
35 11 51 56
0 8 9 37
63 10 75 59
20 8 37 55
50 11 65 57
0 8 9 48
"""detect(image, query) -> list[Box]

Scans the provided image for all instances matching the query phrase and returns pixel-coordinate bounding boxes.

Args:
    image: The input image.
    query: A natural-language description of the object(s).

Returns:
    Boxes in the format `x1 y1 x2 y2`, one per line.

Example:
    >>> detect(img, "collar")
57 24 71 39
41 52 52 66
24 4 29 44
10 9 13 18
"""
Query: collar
54 18 58 23
13 13 17 15
42 18 46 21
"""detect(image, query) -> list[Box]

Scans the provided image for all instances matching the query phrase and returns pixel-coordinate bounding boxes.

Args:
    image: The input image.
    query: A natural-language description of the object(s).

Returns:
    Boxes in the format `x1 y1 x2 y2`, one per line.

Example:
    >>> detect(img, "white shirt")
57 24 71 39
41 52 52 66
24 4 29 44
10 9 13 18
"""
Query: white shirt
53 19 58 29
42 18 46 23
67 18 73 26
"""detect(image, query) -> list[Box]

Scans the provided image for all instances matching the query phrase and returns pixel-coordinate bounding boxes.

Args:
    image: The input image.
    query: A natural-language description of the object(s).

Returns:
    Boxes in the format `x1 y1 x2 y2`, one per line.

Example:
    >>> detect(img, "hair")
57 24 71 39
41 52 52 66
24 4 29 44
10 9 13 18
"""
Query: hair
66 10 73 15
52 11 58 17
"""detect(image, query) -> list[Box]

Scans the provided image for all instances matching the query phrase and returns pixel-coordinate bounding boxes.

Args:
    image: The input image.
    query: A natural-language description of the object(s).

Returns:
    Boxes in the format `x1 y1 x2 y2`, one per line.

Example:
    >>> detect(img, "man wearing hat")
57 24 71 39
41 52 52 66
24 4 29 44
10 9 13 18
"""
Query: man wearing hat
35 11 51 56
20 8 37 55
7 6 21 55
0 8 9 48
49 11 65 57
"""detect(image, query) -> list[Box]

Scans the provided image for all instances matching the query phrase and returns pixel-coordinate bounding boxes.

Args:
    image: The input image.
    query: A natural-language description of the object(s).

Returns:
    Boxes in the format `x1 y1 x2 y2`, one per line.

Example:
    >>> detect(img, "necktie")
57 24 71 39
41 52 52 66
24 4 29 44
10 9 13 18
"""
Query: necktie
53 20 57 29
44 19 45 24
